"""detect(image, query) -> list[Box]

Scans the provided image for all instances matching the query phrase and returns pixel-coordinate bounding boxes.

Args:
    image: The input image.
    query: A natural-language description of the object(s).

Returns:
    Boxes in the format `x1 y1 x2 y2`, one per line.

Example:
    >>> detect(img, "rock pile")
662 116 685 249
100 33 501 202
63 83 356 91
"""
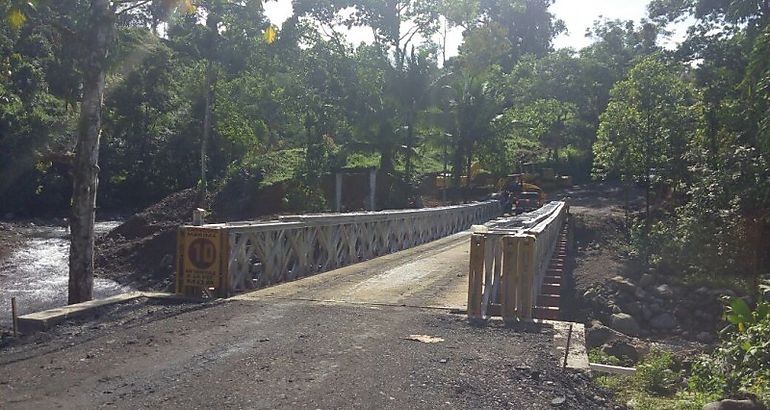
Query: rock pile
581 273 733 362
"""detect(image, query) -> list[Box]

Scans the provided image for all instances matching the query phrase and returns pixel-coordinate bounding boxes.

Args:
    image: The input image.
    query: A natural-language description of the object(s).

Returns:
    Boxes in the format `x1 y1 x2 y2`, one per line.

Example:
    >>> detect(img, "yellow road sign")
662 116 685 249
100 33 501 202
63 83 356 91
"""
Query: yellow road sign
179 227 226 288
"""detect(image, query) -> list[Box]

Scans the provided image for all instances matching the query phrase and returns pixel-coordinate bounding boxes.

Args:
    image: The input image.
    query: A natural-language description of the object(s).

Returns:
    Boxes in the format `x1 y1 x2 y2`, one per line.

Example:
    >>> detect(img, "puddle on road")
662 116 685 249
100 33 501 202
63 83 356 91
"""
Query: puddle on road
0 221 132 326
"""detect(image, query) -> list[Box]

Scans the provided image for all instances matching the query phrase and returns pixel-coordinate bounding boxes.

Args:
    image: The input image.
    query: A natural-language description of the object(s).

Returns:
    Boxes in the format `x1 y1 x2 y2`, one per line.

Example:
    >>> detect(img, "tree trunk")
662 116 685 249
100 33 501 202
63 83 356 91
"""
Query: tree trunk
442 124 448 202
69 0 112 304
464 144 472 203
379 144 394 173
645 178 651 226
643 115 653 266
404 116 414 179
623 175 630 230
200 59 214 207
465 144 472 188
451 130 462 189
199 7 220 207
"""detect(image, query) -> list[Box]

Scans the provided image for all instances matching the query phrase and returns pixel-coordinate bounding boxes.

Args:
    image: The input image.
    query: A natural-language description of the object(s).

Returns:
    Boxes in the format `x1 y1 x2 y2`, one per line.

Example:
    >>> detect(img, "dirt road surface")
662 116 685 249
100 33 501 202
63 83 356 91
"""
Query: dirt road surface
1 231 614 409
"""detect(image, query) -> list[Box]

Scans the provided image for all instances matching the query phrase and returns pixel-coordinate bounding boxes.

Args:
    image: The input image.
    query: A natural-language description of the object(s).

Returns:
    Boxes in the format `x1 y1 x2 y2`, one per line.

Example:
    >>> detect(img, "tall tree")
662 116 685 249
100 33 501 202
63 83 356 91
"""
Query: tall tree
5 0 195 303
446 0 564 72
504 98 576 163
594 55 697 234
444 65 501 188
67 0 113 303
295 0 441 175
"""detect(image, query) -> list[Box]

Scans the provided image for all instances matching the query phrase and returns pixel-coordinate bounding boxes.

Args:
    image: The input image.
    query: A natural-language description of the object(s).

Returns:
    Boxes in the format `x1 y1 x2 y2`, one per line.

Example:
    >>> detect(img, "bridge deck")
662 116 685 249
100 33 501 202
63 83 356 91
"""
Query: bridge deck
234 232 472 310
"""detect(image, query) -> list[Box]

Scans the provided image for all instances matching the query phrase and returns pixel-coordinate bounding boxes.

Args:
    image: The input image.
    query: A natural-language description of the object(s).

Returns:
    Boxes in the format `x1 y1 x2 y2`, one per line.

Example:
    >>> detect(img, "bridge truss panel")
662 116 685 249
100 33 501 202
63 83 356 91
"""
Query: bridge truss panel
177 201 501 296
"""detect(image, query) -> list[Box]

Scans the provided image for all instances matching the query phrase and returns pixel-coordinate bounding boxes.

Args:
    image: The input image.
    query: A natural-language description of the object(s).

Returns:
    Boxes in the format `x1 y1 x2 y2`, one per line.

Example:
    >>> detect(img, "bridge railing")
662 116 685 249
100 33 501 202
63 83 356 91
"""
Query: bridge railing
467 201 568 321
176 201 501 296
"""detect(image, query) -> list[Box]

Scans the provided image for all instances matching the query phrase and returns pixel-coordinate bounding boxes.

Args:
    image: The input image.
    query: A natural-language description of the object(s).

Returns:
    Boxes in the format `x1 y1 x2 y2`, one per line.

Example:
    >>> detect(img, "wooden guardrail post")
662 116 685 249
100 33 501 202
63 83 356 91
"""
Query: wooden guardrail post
468 201 567 321
501 236 519 322
517 235 536 319
467 234 485 320
480 235 497 315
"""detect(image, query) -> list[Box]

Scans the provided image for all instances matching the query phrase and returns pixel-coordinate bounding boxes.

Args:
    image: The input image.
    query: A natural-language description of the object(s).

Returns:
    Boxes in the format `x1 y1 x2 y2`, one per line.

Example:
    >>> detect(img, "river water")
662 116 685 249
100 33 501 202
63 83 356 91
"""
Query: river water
0 222 132 327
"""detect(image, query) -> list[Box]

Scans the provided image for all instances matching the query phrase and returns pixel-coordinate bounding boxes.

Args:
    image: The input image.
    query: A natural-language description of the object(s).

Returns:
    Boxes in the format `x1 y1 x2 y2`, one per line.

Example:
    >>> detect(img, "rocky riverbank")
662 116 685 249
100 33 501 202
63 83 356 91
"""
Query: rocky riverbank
563 183 740 366
580 273 731 363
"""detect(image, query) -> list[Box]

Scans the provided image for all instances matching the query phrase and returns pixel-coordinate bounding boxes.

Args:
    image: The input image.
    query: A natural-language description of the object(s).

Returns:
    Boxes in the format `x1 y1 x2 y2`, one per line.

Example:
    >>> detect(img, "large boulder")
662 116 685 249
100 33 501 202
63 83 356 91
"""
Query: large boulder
650 313 678 330
586 322 614 348
585 322 628 348
623 301 643 317
639 273 655 288
702 399 767 410
610 313 640 336
583 288 598 301
610 276 638 294
642 304 655 321
601 340 639 363
654 284 675 299
635 287 648 300
650 303 665 314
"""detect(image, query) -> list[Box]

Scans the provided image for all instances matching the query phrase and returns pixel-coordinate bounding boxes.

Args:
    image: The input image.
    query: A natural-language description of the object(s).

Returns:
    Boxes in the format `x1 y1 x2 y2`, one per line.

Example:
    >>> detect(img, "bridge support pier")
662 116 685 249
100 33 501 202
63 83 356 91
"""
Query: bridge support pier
335 173 343 212
368 169 376 211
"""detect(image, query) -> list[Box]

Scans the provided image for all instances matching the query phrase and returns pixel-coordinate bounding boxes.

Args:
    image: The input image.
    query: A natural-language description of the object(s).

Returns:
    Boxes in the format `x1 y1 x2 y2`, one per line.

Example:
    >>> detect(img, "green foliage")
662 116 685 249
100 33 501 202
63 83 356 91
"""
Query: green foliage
452 0 564 72
595 351 711 410
283 181 327 213
630 0 770 292
597 295 770 409
234 148 305 188
0 10 76 215
588 348 622 366
593 55 698 185
690 294 770 405
744 26 770 152
500 98 577 162
491 47 621 178
639 145 770 279
344 152 380 169
0 0 582 216
1 0 767 248
595 373 710 410
635 351 680 395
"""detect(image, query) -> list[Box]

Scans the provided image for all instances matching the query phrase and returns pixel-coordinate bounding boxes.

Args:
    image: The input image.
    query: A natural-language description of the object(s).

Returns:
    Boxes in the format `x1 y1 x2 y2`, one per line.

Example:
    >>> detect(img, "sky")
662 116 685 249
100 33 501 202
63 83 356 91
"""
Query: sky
551 0 650 49
263 0 693 57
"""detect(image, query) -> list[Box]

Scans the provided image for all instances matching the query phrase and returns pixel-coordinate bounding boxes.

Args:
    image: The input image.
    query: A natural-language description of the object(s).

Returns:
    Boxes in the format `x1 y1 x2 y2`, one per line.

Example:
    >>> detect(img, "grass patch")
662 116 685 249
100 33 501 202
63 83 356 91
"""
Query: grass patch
344 152 380 169
412 150 446 175
589 348 623 366
595 374 713 410
233 148 306 187
595 351 716 410
594 348 770 409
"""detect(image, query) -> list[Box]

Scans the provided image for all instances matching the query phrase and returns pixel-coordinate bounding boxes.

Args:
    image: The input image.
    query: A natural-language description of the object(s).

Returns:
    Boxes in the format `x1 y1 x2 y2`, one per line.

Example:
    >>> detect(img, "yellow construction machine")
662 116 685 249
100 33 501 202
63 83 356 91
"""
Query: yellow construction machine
521 163 573 190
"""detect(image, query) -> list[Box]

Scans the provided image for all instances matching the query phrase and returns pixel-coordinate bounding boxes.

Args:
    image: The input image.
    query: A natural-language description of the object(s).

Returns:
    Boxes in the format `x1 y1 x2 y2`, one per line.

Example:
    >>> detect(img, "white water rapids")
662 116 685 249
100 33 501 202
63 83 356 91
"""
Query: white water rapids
0 222 132 327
